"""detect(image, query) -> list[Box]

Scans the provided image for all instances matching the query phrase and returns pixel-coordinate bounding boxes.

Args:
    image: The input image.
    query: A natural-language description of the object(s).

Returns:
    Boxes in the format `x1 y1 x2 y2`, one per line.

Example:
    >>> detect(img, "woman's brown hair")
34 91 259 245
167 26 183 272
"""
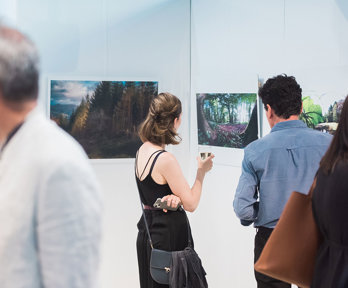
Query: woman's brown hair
139 92 182 146
320 95 348 174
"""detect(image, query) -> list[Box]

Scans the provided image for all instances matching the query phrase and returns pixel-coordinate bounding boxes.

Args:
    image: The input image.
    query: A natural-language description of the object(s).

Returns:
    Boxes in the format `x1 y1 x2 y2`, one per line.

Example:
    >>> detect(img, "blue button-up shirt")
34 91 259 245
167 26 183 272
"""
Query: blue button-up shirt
233 120 332 228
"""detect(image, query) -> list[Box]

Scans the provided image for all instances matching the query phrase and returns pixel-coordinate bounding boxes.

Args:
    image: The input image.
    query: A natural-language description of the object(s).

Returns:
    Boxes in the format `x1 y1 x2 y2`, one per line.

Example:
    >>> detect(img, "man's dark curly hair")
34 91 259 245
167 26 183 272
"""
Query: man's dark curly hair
258 74 302 119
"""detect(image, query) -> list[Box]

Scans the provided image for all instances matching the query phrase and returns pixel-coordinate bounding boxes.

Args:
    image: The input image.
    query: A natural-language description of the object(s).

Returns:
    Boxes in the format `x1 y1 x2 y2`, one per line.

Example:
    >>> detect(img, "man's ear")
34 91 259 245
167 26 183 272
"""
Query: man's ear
266 104 272 119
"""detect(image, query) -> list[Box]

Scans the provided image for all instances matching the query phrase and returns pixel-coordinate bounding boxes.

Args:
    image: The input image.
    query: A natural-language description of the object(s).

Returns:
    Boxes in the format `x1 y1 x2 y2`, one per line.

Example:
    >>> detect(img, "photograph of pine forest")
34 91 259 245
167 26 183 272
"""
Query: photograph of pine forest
197 93 258 149
50 80 158 159
300 93 345 135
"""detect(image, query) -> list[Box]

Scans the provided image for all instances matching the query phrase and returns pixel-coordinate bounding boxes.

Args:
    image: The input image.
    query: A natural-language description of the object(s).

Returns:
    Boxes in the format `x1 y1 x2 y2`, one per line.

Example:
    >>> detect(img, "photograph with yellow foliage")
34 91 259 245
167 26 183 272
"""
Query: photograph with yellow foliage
50 80 158 159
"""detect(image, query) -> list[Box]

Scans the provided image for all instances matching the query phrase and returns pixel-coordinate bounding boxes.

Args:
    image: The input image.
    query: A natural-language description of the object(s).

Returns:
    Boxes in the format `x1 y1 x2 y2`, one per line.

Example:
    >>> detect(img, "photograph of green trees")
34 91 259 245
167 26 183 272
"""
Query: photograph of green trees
197 93 258 149
50 80 158 159
300 93 345 134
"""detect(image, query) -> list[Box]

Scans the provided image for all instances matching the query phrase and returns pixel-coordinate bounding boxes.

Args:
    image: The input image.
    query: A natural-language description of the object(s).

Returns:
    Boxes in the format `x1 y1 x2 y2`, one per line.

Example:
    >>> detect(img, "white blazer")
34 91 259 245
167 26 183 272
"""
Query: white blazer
0 108 103 288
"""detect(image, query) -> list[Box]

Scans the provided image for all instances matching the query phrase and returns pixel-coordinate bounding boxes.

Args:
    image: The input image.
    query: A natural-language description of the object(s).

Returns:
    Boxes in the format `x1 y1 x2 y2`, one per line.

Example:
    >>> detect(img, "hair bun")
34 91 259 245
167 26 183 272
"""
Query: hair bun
152 112 160 121
139 92 182 146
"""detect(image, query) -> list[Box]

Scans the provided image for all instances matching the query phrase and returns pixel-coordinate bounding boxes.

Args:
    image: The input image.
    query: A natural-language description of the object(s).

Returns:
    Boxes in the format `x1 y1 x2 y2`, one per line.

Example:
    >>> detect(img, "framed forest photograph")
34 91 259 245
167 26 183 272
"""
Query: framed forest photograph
196 93 258 149
300 91 345 135
49 79 158 159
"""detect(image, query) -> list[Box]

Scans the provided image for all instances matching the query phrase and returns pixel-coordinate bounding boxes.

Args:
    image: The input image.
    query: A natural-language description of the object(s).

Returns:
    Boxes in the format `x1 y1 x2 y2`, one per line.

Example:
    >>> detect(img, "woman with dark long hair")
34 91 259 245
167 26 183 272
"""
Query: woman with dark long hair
135 92 214 288
311 95 348 287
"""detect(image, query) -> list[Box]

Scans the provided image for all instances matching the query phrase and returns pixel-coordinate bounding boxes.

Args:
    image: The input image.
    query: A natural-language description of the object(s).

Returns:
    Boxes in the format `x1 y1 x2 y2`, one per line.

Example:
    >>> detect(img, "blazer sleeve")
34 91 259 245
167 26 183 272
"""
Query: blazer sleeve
36 159 103 288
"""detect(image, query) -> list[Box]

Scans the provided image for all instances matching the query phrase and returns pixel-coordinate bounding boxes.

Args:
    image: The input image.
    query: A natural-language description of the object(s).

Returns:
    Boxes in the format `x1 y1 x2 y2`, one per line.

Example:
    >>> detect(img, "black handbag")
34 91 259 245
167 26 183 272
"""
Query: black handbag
150 248 172 284
138 195 208 287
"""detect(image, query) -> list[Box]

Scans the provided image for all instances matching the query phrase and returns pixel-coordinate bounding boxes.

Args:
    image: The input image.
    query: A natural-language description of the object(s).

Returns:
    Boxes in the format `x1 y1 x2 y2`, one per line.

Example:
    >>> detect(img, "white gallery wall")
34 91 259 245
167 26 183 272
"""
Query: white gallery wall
14 0 191 287
0 0 16 25
190 0 348 287
1 0 348 287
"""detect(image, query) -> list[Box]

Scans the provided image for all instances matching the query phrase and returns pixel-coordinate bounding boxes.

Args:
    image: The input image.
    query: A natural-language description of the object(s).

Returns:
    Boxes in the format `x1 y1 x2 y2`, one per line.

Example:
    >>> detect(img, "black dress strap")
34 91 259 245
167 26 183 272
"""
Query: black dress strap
148 150 166 176
135 149 163 180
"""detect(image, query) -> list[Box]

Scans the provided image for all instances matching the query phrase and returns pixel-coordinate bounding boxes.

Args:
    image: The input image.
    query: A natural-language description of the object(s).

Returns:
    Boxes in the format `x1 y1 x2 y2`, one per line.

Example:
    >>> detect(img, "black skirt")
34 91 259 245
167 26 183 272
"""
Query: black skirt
137 208 193 288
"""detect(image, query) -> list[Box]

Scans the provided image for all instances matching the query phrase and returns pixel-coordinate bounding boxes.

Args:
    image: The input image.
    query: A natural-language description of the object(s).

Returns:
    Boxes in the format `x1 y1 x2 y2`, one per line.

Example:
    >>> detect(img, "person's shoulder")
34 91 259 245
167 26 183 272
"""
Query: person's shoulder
302 126 332 137
19 112 100 195
50 128 86 159
157 150 177 165
302 128 333 143
147 149 179 174
28 113 89 166
317 130 333 140
41 124 98 186
317 131 333 143
319 161 348 186
333 160 348 174
244 134 272 154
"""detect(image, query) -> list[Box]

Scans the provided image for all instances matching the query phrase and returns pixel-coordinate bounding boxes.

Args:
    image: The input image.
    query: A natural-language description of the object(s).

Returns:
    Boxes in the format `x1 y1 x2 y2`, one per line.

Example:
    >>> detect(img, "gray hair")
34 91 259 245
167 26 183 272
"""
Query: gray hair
0 25 39 103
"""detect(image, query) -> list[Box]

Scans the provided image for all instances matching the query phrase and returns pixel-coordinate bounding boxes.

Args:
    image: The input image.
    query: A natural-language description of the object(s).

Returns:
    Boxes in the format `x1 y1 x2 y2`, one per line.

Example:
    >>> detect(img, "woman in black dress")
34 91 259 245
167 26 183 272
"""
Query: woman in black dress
311 95 348 287
135 92 214 288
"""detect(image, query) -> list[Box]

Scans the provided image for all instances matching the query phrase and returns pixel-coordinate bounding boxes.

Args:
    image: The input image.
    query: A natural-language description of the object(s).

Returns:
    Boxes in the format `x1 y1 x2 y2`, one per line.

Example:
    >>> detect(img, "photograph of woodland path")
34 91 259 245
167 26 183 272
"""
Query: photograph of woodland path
197 93 258 149
50 80 158 159
300 94 345 134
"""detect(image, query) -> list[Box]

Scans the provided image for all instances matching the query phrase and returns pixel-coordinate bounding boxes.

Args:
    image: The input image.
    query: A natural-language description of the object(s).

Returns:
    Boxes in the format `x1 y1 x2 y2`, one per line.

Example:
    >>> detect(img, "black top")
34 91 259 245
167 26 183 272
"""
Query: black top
135 149 193 288
0 122 23 156
311 161 348 288
135 150 172 206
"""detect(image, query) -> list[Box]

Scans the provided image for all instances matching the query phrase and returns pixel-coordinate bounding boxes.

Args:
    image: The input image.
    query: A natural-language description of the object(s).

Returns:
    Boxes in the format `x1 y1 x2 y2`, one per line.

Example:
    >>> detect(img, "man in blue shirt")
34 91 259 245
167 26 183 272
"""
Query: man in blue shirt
233 75 332 288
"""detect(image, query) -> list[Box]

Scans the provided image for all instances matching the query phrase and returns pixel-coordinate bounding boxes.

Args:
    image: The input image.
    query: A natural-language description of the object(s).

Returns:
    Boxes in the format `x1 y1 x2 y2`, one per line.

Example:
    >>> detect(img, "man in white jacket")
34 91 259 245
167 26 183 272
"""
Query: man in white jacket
0 25 103 287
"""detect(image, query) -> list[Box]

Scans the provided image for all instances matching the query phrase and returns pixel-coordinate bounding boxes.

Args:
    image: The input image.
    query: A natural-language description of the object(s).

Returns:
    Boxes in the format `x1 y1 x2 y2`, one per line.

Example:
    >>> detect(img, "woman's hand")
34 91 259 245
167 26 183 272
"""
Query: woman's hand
197 153 215 173
161 194 182 213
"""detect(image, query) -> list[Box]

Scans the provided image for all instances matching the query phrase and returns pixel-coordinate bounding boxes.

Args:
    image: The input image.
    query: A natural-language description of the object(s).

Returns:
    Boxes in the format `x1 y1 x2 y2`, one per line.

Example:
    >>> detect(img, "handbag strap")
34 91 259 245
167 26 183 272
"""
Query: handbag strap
135 150 192 249
138 190 155 249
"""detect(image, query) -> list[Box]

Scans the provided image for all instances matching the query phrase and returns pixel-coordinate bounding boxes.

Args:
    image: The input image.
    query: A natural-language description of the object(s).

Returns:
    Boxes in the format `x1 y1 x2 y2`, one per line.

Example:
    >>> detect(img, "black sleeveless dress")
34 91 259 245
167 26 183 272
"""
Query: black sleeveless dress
135 150 193 288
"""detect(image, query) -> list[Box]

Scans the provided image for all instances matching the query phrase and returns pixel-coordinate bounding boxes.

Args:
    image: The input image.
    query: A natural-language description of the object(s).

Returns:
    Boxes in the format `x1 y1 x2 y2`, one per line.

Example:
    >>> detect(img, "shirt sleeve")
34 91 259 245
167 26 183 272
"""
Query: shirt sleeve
233 150 259 225
36 159 103 288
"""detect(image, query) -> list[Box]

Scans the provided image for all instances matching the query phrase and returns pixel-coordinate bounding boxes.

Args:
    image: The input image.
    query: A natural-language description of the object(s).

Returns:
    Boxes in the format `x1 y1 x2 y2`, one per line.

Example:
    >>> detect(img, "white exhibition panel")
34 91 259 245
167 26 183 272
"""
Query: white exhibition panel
0 0 17 25
15 0 190 287
0 0 347 287
190 1 348 287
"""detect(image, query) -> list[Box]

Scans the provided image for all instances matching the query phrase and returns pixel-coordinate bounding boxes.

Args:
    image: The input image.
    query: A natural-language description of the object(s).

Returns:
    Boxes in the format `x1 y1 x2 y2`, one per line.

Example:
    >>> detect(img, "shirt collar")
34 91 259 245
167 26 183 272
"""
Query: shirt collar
271 120 307 133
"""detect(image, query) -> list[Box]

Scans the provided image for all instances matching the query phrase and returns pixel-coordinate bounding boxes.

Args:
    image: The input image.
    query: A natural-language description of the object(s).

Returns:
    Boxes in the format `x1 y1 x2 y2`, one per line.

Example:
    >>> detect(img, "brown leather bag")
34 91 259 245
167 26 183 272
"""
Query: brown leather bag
254 179 322 288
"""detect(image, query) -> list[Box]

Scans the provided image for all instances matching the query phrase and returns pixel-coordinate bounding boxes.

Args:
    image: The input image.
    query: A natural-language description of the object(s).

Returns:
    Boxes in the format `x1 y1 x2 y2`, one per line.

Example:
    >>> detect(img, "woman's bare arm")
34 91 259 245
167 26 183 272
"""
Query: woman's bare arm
158 153 214 212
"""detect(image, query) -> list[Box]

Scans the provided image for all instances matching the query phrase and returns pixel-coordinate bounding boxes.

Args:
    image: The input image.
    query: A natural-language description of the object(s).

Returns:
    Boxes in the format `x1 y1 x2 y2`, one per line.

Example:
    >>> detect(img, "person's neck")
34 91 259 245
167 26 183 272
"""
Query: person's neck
271 115 299 128
0 101 37 143
146 141 165 150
